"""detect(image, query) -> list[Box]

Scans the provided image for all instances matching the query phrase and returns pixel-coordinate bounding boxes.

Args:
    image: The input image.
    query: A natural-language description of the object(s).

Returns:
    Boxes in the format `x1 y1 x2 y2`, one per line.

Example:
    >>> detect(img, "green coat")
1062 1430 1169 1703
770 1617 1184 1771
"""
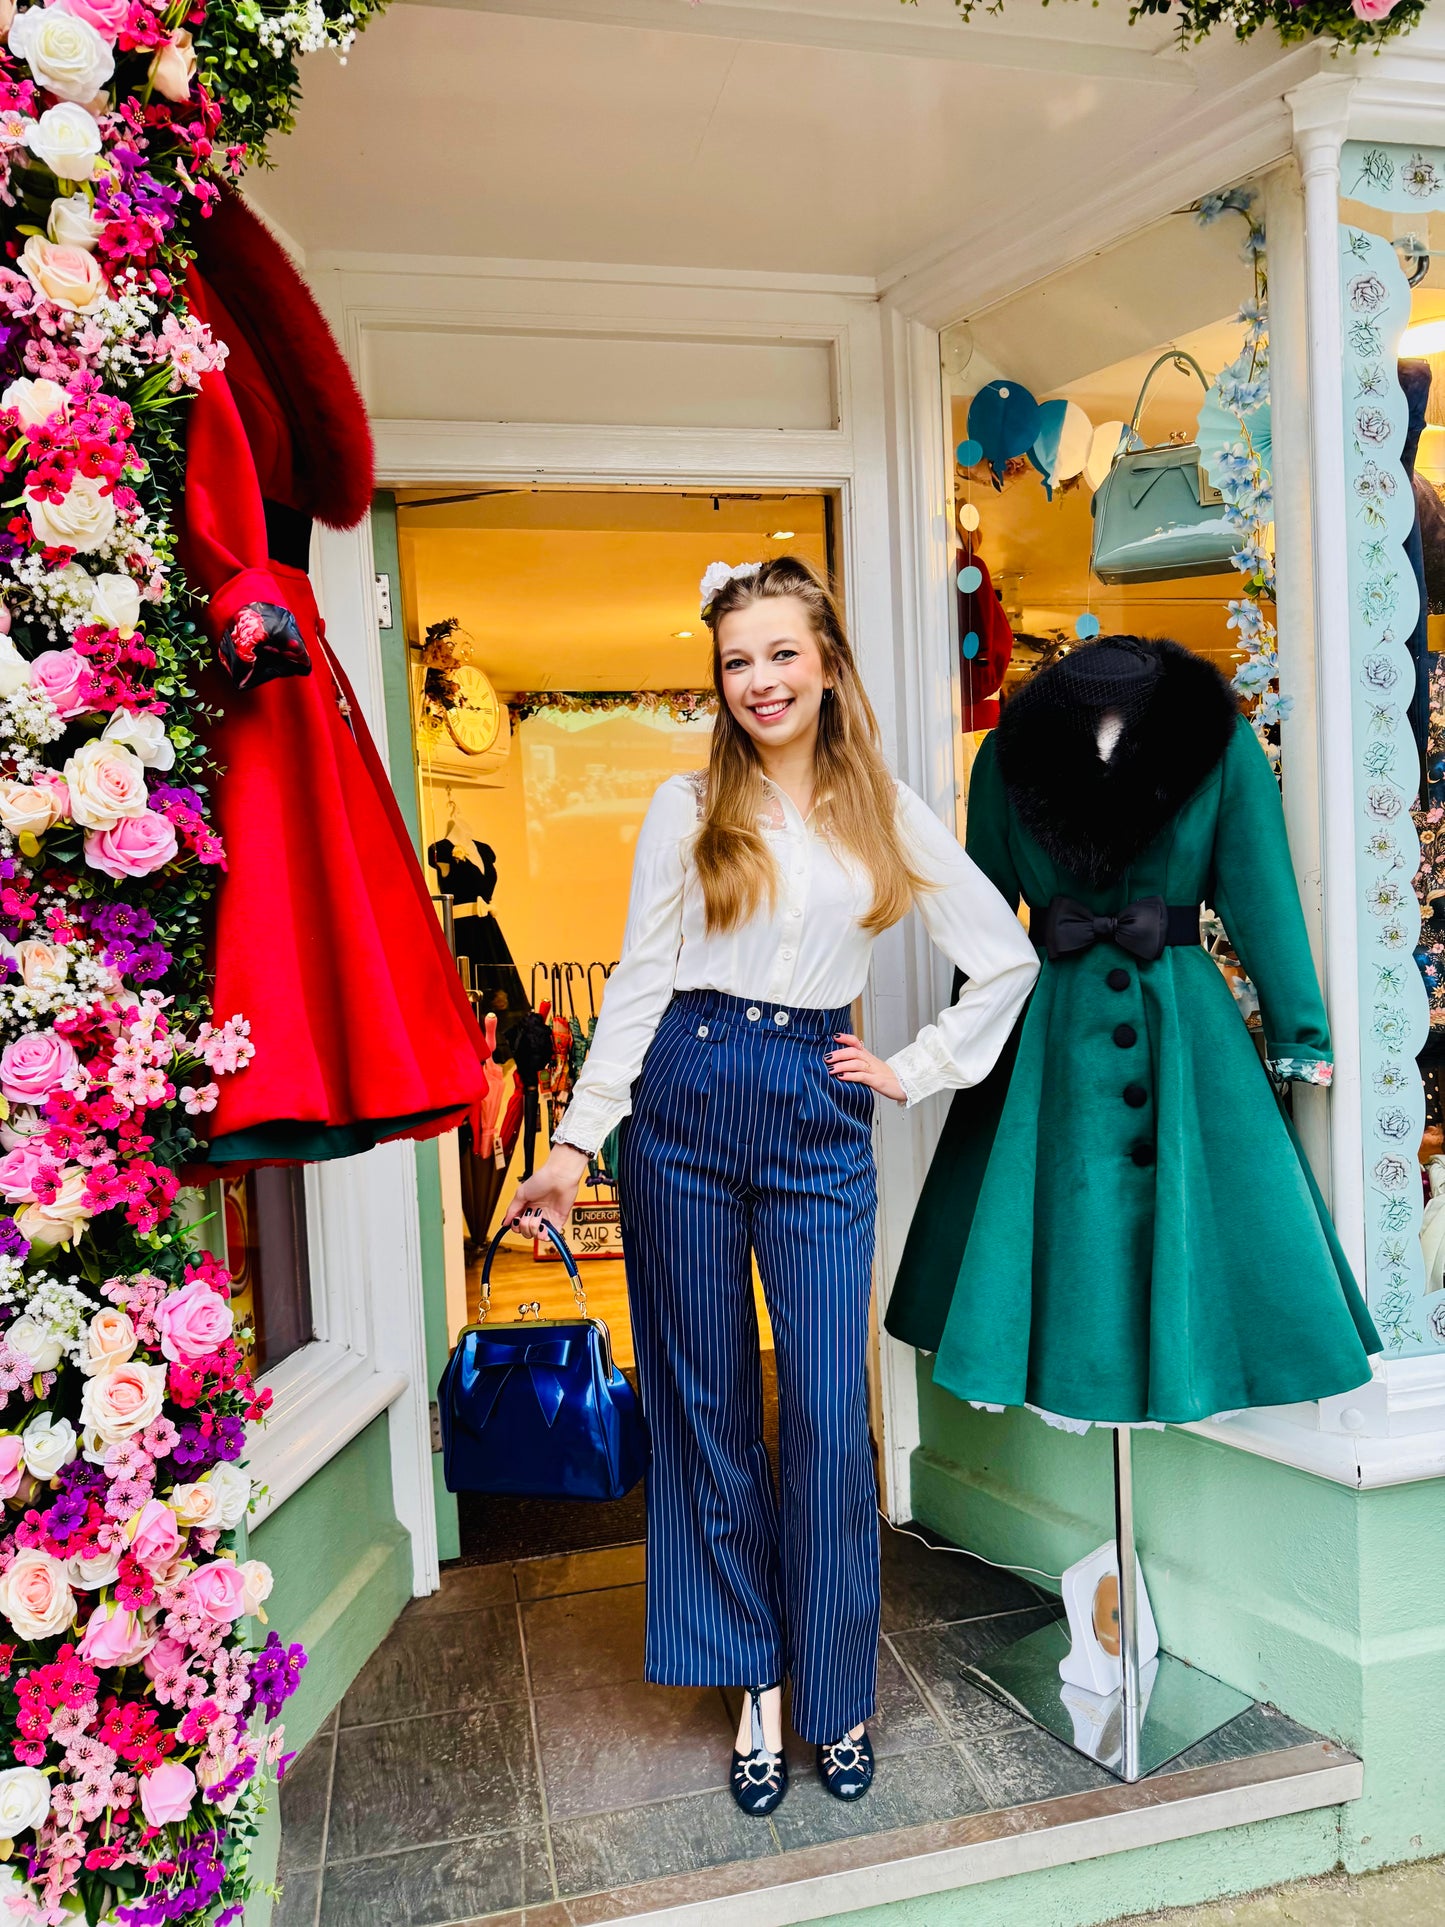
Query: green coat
886 714 1380 1425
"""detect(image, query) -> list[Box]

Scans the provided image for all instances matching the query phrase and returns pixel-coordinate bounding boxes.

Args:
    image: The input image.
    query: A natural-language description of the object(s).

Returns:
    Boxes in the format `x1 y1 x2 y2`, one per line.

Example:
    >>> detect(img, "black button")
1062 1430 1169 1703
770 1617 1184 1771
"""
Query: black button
1123 1083 1148 1108
1106 968 1131 991
1113 1024 1137 1048
1129 1140 1155 1167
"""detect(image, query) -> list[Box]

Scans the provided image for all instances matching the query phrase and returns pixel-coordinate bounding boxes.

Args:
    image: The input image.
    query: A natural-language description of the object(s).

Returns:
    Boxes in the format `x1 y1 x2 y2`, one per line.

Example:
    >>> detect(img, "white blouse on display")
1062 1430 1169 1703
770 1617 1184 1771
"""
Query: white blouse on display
554 772 1038 1155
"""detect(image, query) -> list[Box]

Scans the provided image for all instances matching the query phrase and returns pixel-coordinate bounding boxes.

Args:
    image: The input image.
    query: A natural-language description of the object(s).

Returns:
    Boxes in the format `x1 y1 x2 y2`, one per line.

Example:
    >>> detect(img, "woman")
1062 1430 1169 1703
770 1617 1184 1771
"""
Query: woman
509 557 1036 1815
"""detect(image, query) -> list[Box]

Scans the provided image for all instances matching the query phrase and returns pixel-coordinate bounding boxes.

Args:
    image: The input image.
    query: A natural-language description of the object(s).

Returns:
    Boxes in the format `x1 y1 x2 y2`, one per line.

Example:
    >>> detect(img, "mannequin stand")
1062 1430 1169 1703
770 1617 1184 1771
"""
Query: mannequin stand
964 1428 1252 1783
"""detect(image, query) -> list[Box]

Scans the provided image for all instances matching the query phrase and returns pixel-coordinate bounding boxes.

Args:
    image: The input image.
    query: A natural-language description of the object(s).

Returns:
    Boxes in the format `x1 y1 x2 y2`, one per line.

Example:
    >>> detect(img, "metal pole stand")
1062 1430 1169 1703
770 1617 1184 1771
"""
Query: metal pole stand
963 1427 1252 1783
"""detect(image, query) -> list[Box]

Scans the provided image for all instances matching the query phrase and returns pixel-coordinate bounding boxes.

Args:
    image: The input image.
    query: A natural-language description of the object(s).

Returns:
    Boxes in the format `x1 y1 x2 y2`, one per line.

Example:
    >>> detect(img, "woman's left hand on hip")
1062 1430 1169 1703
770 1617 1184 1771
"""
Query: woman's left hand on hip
826 1032 906 1104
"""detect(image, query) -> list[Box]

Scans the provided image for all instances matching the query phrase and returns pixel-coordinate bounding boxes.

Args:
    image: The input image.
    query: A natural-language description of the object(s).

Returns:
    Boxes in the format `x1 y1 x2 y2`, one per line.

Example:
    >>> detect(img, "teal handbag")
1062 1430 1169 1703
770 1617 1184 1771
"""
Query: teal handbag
1090 350 1235 586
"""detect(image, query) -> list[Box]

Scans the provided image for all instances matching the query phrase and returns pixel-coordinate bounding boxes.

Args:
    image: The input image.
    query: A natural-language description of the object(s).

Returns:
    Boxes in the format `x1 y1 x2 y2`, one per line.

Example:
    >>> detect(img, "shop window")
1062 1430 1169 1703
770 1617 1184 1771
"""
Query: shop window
222 1168 314 1374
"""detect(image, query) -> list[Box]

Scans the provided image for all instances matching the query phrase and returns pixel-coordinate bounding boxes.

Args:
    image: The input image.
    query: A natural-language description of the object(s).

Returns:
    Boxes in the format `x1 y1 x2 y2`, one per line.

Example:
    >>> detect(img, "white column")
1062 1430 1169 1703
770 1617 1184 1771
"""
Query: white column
1289 77 1364 1282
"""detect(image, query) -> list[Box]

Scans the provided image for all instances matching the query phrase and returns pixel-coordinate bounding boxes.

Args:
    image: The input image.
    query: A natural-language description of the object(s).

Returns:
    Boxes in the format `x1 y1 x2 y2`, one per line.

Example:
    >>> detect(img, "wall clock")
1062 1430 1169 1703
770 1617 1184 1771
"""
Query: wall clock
446 665 502 757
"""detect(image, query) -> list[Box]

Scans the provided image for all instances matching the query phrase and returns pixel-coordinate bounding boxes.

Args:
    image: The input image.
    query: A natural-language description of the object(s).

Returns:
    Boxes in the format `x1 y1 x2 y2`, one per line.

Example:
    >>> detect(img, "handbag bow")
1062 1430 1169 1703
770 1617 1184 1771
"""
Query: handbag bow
460 1334 574 1432
1042 895 1170 964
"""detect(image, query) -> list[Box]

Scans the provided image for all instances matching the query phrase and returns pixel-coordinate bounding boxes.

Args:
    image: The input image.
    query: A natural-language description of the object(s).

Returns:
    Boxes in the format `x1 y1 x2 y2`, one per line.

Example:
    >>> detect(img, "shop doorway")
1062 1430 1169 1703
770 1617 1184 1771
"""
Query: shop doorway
393 484 835 1559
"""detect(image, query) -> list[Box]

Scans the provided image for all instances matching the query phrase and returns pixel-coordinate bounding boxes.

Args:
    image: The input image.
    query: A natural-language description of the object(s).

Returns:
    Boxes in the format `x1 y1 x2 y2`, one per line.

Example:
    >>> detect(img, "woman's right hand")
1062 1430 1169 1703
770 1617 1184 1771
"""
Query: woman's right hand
506 1142 591 1235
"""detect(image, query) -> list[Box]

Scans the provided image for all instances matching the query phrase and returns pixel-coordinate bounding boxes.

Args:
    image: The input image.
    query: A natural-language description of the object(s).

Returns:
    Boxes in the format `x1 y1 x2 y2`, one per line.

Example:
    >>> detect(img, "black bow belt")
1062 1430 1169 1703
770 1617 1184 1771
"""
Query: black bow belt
1037 895 1200 964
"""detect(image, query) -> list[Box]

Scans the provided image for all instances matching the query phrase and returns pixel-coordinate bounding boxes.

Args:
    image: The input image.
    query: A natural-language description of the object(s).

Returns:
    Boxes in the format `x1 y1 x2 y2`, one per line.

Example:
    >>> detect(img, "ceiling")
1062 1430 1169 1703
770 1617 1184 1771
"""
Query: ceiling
256 0 1284 283
396 488 831 690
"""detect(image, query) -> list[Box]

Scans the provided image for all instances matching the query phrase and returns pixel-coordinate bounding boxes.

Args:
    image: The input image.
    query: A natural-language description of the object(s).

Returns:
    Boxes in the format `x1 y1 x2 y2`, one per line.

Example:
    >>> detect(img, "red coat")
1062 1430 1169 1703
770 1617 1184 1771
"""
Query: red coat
958 552 1014 733
181 239 486 1167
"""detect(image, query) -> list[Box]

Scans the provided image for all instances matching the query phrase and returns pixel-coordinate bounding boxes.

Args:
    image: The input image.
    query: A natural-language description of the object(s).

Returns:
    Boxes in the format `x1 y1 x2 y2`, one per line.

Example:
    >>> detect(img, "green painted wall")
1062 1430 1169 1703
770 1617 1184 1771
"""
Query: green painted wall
245 1413 414 1924
371 489 460 1563
901 1364 1445 1924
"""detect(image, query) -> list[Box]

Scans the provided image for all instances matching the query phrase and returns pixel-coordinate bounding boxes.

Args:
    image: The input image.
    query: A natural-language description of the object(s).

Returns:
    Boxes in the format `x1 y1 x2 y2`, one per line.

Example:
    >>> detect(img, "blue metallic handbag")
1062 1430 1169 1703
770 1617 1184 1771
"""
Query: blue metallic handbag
1090 350 1235 585
437 1220 648 1501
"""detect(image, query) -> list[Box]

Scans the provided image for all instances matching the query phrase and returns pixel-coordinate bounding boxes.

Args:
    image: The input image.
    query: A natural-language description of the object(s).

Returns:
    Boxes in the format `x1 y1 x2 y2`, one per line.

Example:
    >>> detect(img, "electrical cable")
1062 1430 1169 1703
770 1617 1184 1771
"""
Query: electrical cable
878 1508 1062 1586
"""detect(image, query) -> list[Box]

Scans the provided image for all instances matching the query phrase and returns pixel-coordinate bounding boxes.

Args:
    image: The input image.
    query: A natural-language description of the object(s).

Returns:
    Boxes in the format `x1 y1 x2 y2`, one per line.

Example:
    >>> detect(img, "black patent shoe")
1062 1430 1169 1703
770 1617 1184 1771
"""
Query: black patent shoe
817 1726 874 1800
730 1684 788 1817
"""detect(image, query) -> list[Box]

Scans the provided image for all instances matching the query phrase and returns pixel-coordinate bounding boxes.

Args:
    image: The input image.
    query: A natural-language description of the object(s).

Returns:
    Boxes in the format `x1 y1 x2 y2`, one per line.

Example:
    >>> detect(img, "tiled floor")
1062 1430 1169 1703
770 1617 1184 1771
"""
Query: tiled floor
275 1526 1324 1927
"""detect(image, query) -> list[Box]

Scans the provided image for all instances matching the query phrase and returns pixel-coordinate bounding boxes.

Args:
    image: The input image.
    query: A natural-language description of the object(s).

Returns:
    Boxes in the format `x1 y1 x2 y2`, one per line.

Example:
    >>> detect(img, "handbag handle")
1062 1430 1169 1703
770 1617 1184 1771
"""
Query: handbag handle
1125 349 1211 445
479 1218 588 1321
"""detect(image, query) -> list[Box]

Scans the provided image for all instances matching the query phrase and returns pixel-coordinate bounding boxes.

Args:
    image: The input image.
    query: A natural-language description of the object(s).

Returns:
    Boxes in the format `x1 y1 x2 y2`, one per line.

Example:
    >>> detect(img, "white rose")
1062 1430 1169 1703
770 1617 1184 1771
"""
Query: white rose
14 1170 89 1249
0 1548 74 1641
202 1460 251 1531
17 234 104 314
65 1543 120 1590
0 634 27 700
7 8 113 104
20 1411 76 1481
79 1358 166 1448
1 377 68 428
0 1766 50 1839
79 1306 136 1377
102 709 172 771
27 473 115 553
168 1480 223 1531
62 736 145 830
24 102 103 183
6 1317 62 1375
0 780 61 839
46 192 103 251
238 1559 273 1618
89 572 140 638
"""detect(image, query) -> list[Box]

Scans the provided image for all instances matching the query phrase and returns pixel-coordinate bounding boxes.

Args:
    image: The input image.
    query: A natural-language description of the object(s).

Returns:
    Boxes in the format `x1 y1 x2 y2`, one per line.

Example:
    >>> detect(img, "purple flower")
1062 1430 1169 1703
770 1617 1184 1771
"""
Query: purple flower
149 784 206 819
86 900 156 943
0 1216 26 1261
246 1632 307 1720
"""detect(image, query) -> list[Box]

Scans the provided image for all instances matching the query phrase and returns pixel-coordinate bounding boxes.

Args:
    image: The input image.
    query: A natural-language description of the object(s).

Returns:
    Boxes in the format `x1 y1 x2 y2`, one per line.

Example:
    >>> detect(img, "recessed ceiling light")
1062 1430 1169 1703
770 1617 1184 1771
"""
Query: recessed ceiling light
769 529 794 540
672 629 694 639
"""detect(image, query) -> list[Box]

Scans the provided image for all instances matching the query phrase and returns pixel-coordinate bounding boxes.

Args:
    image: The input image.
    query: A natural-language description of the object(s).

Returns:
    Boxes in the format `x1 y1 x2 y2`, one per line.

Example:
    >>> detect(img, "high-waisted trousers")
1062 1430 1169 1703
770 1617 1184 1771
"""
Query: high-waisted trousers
618 988 880 1743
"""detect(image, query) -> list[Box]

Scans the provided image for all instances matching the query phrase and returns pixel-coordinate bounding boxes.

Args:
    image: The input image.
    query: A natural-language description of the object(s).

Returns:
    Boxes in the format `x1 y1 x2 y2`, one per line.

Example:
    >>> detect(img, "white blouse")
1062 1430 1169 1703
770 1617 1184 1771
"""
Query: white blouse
554 773 1039 1154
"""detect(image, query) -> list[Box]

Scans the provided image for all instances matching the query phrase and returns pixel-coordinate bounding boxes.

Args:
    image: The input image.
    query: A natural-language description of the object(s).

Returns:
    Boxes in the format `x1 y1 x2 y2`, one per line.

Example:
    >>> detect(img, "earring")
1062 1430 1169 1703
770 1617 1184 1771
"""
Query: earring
822 688 835 702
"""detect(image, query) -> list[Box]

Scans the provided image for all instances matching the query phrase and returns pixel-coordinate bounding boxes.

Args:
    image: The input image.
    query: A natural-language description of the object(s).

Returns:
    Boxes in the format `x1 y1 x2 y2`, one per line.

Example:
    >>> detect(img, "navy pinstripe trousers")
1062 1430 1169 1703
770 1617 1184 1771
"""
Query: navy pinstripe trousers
618 988 880 1743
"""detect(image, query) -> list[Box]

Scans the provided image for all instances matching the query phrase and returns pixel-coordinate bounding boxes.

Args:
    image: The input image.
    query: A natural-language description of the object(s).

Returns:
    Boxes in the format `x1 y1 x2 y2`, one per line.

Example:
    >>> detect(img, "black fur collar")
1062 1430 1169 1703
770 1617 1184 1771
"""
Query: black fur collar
994 637 1238 888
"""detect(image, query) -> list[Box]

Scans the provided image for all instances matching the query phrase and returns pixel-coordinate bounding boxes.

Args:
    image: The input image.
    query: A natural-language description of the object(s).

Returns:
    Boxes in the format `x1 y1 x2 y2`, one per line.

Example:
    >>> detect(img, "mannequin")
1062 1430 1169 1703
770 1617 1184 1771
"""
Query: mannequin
427 834 531 1055
886 635 1380 1424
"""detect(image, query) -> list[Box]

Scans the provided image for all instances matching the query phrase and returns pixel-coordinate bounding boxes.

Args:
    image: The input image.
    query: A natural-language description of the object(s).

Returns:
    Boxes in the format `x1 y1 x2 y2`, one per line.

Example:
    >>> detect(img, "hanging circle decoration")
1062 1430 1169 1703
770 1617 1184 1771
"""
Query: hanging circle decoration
956 437 983 468
963 630 981 660
958 502 981 532
1076 612 1102 641
957 564 983 594
1029 398 1093 499
1085 420 1130 492
967 381 1040 487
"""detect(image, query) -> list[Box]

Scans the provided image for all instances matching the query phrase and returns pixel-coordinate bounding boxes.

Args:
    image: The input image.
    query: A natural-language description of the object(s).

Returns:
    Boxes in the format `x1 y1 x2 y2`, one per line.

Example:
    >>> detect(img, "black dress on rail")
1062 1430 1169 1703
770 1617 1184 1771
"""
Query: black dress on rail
427 838 530 1053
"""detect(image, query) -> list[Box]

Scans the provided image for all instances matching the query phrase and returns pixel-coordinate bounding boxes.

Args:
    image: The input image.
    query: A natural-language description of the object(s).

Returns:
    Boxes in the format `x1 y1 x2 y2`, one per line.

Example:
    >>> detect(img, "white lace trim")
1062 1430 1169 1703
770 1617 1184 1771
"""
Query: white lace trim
968 1400 1244 1434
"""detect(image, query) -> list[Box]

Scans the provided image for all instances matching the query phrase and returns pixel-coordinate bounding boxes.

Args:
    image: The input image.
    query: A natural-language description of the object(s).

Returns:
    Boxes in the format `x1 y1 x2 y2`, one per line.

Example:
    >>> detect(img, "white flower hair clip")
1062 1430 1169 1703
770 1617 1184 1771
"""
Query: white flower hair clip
699 560 761 613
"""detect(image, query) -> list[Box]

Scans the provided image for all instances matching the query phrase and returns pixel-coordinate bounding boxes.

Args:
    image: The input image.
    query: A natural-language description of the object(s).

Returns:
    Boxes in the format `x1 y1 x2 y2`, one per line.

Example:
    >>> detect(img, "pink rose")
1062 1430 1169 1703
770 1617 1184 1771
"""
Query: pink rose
0 1142 50 1204
0 1548 74 1641
139 1759 195 1827
46 0 129 34
27 648 89 720
128 1499 179 1572
79 1357 165 1448
84 810 177 880
183 1559 246 1627
78 1602 153 1667
0 1437 24 1501
156 1280 233 1365
0 1030 77 1105
1351 0 1400 16
142 1633 186 1683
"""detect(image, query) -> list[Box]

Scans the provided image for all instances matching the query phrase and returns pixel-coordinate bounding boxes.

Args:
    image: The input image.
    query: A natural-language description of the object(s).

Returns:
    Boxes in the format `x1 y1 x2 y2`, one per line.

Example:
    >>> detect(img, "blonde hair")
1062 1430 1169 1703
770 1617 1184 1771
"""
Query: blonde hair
697 556 928 937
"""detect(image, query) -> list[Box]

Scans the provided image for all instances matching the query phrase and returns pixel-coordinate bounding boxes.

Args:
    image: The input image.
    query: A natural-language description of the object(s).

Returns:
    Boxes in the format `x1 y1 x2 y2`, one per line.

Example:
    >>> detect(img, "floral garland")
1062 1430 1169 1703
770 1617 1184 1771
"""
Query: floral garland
0 0 381 1919
930 0 1422 46
1195 187 1283 762
507 689 716 726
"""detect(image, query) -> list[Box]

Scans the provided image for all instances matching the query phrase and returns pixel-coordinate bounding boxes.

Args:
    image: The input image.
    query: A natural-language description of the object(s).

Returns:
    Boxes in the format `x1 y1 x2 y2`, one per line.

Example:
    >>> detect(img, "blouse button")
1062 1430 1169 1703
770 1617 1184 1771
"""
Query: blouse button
697 1025 709 1038
788 908 802 920
746 1006 761 1021
780 947 794 961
